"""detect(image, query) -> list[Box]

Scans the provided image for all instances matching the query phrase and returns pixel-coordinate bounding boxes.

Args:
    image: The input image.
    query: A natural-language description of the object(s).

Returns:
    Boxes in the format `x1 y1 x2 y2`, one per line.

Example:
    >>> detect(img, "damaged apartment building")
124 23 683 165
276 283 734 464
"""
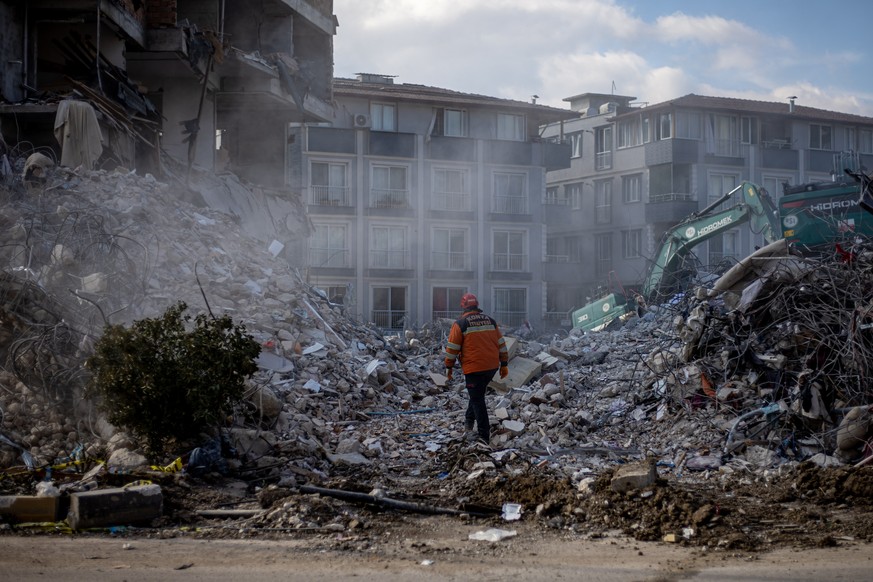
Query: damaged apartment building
0 0 335 212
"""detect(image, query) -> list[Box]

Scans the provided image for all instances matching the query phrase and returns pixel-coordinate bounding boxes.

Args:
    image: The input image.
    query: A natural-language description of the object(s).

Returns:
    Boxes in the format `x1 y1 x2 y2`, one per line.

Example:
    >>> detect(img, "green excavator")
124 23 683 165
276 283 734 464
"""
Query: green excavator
572 181 780 331
573 160 873 331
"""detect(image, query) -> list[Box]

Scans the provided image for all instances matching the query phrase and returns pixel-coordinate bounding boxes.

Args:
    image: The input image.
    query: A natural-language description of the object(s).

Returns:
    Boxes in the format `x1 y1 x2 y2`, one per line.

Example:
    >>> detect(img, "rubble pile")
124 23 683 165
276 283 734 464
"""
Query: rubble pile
3 156 873 549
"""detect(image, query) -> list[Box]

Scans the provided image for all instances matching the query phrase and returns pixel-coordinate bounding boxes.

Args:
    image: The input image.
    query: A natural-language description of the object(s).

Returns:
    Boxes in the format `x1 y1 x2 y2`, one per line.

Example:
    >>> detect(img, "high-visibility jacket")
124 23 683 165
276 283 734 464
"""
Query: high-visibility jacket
444 309 508 374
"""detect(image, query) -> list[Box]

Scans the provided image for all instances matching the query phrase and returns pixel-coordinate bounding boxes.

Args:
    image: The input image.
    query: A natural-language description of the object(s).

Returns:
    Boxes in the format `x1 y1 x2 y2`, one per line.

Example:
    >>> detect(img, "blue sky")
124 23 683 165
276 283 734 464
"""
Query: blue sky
333 0 873 117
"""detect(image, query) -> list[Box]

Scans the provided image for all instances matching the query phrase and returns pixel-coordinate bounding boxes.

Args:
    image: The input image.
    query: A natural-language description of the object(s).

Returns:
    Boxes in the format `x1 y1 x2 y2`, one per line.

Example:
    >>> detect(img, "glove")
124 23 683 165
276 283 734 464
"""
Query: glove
445 368 453 381
499 365 508 379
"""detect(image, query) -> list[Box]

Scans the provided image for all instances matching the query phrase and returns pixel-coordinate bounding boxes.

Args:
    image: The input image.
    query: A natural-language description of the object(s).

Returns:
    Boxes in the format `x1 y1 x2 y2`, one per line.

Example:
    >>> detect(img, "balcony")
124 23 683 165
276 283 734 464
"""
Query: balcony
371 310 407 331
310 185 352 207
370 189 410 209
431 191 472 212
369 250 410 269
309 249 350 269
645 193 698 225
494 310 527 328
431 252 470 271
493 253 528 272
544 258 580 283
492 195 529 214
595 151 613 171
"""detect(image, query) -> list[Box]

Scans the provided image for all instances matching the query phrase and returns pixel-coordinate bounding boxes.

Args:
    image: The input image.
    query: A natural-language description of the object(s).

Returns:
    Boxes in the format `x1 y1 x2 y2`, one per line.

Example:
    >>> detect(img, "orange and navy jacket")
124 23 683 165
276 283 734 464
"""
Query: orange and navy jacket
444 308 508 374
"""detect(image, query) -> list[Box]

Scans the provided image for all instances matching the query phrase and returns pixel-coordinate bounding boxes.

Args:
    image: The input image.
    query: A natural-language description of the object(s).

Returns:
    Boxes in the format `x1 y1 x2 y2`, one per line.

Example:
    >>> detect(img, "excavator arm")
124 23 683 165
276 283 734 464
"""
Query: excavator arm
642 182 779 298
572 181 779 331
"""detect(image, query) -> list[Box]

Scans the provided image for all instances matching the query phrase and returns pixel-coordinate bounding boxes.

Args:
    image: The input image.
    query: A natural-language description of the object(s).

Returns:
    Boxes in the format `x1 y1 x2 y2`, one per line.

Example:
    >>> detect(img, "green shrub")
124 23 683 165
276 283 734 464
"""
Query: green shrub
86 302 261 459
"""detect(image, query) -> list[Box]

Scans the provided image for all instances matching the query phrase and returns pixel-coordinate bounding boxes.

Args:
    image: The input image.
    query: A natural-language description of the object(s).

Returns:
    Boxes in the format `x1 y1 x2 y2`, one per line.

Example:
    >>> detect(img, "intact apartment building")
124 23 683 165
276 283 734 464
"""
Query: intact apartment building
292 74 577 331
0 0 335 185
541 93 873 323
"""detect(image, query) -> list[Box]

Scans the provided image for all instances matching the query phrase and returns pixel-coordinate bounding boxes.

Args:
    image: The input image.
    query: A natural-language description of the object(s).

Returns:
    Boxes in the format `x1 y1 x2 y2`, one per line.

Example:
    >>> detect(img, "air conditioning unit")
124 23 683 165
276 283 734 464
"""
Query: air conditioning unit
353 114 370 128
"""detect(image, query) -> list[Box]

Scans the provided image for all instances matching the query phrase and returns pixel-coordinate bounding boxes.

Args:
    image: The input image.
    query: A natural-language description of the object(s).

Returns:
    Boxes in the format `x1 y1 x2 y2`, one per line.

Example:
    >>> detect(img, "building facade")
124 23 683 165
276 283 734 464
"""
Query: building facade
0 0 335 185
292 74 576 331
541 93 873 323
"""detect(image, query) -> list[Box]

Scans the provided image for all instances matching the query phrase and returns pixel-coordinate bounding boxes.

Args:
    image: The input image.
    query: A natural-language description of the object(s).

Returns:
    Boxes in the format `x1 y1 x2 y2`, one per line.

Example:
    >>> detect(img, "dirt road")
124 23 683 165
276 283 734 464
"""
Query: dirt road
3 518 872 582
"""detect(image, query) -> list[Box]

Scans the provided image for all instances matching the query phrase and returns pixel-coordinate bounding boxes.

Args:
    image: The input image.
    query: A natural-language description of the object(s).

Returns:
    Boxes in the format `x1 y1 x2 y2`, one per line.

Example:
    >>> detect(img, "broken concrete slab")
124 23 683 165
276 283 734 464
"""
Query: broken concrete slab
489 357 542 392
67 484 162 530
610 460 657 493
0 495 59 523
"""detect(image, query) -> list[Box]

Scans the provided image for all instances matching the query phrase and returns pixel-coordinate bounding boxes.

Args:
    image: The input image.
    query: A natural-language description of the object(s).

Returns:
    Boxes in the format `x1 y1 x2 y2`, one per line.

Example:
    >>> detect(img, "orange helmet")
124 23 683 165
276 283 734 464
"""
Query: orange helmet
460 293 479 309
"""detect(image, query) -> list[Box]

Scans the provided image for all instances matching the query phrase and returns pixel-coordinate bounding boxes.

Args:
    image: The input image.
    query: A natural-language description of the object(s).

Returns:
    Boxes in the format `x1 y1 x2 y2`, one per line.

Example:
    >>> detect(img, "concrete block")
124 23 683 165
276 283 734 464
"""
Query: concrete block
67 484 162 530
0 495 58 523
610 460 657 493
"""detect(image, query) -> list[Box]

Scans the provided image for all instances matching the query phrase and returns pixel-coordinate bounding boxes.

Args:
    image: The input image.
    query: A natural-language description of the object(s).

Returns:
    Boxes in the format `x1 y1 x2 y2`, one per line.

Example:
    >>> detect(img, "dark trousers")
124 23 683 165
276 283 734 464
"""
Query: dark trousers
464 369 497 441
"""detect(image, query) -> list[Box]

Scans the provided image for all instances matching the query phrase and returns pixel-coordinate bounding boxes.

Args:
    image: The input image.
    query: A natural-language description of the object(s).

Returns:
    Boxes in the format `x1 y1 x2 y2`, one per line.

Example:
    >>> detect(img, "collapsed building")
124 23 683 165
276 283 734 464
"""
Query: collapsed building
2 0 873 551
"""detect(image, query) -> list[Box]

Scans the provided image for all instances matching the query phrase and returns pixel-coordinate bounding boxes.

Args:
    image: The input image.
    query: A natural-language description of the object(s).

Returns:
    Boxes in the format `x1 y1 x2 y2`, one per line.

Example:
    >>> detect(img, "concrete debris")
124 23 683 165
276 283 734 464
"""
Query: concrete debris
4 151 873 544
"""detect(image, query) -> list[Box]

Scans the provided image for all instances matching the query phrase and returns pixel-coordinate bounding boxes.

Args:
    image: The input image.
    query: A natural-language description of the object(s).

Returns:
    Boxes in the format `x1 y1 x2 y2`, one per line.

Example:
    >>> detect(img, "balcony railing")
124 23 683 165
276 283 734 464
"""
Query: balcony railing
309 249 350 268
711 139 742 157
595 151 613 170
370 250 410 269
370 189 410 209
371 309 407 330
492 195 529 214
493 253 527 271
310 185 351 206
432 191 472 211
494 310 526 328
545 193 571 206
432 310 456 321
431 252 470 270
544 254 570 263
649 192 694 203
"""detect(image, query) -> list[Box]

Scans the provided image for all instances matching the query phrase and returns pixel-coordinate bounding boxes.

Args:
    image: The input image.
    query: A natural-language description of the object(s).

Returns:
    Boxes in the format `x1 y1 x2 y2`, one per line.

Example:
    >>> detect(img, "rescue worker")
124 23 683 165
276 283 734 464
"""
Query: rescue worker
444 293 509 444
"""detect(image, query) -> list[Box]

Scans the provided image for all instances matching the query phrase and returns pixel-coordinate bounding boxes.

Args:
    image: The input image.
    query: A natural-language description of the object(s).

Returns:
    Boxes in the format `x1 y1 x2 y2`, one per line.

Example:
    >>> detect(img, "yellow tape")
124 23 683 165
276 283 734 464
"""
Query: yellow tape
149 457 183 473
122 479 153 488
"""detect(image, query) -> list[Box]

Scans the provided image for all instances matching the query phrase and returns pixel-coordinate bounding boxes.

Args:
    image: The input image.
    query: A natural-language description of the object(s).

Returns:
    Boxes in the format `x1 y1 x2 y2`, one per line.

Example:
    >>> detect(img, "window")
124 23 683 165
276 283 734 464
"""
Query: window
622 174 642 203
432 287 466 320
708 114 740 156
861 130 873 154
657 112 672 140
595 180 612 224
493 172 527 214
545 186 570 205
594 233 612 277
433 108 467 137
642 116 651 143
432 227 468 270
763 175 792 199
675 111 702 139
497 113 525 141
741 116 756 144
845 127 856 151
709 173 739 203
318 284 349 305
310 223 349 268
372 286 406 330
617 117 642 148
370 102 396 131
493 230 527 271
567 182 584 209
493 288 527 328
432 167 470 210
370 225 408 268
371 165 408 208
595 127 613 170
310 161 349 205
622 229 642 259
567 132 583 158
810 124 833 150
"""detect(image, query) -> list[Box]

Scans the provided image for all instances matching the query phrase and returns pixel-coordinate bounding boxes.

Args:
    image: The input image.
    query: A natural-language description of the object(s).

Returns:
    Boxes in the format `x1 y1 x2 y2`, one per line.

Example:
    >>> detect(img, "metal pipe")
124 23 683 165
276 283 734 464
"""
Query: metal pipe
723 402 782 455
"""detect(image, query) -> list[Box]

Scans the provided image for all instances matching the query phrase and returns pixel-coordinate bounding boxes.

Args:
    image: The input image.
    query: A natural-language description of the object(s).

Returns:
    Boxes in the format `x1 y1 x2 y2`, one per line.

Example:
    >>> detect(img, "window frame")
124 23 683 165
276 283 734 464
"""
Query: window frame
496 112 525 141
621 228 642 259
809 123 833 150
309 222 350 268
492 229 528 272
369 224 409 269
493 171 528 214
431 226 469 270
622 174 642 204
370 163 409 208
370 102 396 132
594 180 613 224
